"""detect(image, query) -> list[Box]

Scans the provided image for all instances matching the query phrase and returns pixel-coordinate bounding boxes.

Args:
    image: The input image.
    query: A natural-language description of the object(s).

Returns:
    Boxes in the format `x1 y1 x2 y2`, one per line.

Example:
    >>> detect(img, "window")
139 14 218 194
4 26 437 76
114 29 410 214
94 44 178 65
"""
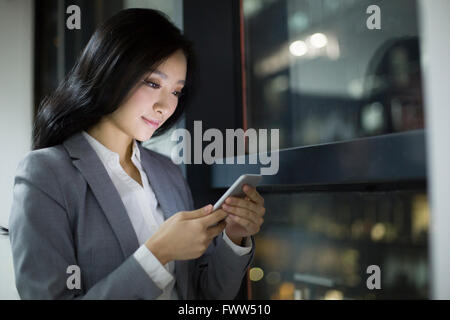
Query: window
243 0 424 149
250 190 429 299
237 0 428 300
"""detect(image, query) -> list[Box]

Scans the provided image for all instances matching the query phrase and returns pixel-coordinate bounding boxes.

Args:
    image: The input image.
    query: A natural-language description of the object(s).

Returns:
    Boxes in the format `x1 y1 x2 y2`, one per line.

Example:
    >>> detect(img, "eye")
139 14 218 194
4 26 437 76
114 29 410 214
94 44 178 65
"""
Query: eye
173 90 184 98
143 79 184 99
142 80 160 89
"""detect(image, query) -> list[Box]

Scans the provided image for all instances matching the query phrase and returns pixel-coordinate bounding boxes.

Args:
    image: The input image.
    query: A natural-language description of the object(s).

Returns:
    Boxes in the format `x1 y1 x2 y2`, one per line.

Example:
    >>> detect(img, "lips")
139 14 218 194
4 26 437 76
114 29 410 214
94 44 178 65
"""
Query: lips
142 116 161 128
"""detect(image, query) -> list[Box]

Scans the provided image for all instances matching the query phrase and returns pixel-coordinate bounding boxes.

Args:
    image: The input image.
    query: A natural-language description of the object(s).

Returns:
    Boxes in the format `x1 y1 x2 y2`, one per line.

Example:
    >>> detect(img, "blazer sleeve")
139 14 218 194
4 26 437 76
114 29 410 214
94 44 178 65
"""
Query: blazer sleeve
174 164 255 299
9 152 163 300
192 233 255 300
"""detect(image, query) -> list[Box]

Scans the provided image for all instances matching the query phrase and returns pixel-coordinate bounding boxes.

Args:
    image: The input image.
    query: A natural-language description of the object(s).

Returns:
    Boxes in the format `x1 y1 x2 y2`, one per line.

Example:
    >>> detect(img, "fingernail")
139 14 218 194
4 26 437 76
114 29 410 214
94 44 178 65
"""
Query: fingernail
204 205 212 212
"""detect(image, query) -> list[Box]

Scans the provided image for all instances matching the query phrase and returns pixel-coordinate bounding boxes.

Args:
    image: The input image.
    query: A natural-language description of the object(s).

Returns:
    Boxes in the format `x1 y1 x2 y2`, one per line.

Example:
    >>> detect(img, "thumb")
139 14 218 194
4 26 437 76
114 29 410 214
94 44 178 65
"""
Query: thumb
185 204 213 219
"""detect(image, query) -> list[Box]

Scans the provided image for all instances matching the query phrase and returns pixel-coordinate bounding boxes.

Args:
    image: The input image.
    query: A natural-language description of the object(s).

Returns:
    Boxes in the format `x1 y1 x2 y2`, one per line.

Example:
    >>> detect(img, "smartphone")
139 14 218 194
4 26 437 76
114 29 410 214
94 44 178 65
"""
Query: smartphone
213 174 262 212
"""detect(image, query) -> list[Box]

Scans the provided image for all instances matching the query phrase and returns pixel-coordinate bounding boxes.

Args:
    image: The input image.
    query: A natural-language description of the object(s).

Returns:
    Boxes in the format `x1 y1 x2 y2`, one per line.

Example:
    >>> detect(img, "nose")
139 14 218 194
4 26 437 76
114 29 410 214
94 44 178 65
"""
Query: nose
153 97 172 119
153 104 164 118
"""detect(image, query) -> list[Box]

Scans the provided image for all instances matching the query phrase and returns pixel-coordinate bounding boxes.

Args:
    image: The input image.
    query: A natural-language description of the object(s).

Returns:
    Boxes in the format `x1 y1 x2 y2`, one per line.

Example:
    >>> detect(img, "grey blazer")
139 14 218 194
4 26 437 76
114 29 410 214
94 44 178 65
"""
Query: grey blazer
9 131 254 300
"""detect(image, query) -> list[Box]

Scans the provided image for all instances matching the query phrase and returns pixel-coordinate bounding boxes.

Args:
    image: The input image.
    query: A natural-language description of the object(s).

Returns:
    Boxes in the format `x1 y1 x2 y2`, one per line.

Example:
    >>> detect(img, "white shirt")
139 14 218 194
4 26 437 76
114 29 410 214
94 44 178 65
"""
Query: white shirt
81 131 252 299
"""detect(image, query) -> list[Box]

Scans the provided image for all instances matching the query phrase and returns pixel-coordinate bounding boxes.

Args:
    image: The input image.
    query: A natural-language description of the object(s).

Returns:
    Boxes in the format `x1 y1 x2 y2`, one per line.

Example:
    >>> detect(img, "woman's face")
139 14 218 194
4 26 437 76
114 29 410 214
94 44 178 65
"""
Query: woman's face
108 49 187 142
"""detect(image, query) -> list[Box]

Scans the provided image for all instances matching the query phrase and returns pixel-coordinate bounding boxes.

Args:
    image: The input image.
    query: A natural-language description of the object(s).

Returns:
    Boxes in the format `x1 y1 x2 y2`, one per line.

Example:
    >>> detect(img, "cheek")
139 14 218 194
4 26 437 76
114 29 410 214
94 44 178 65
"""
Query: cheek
127 87 154 112
120 89 154 119
168 94 181 114
168 101 178 116
111 92 148 125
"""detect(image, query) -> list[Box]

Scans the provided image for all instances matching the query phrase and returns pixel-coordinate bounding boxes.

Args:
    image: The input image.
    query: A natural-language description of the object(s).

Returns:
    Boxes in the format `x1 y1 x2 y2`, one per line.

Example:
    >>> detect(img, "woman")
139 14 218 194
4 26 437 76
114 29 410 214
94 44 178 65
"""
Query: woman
8 8 265 300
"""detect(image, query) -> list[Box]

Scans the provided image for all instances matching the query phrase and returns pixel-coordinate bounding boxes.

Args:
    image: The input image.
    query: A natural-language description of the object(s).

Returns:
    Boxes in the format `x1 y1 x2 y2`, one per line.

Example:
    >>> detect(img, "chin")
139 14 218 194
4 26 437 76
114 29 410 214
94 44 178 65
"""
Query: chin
135 129 156 142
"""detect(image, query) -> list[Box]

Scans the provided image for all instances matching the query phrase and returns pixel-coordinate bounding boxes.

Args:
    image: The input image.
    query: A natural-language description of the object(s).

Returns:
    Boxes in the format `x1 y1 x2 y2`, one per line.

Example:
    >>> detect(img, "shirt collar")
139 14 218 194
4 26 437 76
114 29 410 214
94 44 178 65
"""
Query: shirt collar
132 139 141 162
81 130 141 165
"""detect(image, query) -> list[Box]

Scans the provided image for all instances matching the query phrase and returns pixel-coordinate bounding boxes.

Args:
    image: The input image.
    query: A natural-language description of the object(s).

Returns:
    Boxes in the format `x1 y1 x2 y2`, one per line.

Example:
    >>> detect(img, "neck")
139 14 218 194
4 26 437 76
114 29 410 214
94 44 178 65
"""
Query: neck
86 118 134 165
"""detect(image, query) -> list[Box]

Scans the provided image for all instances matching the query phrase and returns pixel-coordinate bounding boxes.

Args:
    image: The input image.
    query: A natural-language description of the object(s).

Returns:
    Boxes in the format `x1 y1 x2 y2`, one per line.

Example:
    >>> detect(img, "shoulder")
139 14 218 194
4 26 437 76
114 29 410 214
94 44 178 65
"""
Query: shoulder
16 145 71 179
14 145 75 206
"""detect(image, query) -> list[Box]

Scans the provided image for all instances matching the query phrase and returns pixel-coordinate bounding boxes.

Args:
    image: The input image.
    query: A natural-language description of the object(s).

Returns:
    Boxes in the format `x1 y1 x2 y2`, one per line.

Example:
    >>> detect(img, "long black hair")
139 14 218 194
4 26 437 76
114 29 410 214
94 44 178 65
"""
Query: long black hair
33 8 195 150
0 9 195 236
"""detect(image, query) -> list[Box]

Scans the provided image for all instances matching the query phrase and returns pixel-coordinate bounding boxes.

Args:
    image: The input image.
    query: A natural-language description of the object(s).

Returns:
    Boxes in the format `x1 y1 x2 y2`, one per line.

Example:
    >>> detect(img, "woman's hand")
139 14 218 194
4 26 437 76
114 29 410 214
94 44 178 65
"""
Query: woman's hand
145 205 227 265
221 184 265 245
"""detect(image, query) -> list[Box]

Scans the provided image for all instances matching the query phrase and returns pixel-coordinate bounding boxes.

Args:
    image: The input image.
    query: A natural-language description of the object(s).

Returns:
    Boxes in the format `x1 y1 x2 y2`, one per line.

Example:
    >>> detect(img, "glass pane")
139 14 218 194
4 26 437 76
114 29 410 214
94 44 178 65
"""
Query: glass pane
251 191 429 299
243 0 424 149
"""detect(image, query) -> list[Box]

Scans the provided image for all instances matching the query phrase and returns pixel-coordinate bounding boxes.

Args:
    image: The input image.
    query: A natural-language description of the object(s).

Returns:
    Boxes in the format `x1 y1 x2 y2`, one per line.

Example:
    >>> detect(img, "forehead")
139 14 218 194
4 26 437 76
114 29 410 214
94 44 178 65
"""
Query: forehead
146 60 187 83
157 50 187 72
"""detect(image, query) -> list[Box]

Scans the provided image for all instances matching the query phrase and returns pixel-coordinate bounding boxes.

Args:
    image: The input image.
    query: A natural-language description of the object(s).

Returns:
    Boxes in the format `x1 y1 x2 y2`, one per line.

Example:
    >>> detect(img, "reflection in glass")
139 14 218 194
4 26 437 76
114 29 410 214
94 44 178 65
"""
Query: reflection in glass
243 0 424 149
250 191 429 299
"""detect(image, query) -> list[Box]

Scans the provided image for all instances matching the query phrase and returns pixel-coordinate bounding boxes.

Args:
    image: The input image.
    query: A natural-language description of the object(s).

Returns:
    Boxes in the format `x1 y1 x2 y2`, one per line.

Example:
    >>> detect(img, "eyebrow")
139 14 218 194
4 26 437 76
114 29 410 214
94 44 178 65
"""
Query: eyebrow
152 70 185 85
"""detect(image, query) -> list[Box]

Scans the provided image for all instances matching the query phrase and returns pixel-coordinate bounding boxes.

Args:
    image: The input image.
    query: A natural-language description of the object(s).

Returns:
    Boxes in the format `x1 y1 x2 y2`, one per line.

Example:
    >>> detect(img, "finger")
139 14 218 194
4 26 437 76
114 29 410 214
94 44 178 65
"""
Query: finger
221 204 260 225
199 209 228 227
228 214 260 234
242 185 264 205
206 220 226 239
225 196 264 217
244 196 265 217
183 204 212 219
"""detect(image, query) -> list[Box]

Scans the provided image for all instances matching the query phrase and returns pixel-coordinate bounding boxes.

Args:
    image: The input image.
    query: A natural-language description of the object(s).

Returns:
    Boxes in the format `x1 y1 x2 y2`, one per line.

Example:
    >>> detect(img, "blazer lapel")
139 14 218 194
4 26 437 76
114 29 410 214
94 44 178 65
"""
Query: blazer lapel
138 143 190 299
62 132 139 259
137 143 178 220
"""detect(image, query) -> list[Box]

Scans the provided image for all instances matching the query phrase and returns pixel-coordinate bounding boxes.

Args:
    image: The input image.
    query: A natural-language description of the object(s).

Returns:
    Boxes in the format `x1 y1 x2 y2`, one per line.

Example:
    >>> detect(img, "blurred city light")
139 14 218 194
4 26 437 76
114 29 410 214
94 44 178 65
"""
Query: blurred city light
310 32 328 48
249 267 265 282
289 40 308 56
